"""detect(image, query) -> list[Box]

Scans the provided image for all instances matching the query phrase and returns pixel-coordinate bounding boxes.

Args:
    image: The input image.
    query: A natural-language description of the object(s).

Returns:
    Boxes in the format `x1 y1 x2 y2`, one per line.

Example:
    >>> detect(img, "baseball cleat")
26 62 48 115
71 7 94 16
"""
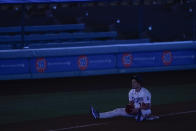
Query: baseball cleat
91 106 100 119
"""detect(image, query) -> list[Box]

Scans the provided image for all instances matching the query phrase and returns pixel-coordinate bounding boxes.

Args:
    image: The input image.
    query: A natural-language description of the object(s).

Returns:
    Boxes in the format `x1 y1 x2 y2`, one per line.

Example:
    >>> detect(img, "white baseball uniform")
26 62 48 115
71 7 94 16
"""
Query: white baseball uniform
99 87 151 119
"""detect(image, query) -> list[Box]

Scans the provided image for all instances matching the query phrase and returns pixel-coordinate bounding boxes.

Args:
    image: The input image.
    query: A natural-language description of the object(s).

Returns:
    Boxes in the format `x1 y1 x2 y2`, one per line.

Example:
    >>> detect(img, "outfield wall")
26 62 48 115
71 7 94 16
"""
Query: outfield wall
0 41 196 80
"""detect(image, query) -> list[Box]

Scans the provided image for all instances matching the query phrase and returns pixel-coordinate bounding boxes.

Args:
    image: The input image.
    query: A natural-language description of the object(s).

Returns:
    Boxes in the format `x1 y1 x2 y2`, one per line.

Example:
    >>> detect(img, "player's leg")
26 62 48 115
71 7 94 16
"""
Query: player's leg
141 109 151 117
143 109 160 120
100 108 134 118
91 107 134 119
135 109 151 122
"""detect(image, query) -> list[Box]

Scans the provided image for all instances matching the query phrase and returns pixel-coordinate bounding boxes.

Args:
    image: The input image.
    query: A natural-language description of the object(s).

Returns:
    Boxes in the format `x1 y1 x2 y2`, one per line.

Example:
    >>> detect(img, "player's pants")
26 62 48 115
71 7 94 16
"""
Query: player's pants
99 108 151 119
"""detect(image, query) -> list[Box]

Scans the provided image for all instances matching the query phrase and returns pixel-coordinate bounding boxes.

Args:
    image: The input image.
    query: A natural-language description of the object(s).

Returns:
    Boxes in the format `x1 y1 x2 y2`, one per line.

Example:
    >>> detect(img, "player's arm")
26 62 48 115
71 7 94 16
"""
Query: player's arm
140 90 151 110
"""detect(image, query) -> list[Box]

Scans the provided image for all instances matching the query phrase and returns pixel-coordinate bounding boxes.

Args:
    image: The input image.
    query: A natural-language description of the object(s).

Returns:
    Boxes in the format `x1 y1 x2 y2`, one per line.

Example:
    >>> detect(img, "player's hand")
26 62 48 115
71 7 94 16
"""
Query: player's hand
125 103 134 114
131 108 139 114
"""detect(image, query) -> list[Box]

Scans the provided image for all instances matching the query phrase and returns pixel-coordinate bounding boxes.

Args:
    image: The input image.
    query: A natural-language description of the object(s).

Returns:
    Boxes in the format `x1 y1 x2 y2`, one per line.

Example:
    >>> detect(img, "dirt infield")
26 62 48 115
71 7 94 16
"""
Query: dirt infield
1 100 196 131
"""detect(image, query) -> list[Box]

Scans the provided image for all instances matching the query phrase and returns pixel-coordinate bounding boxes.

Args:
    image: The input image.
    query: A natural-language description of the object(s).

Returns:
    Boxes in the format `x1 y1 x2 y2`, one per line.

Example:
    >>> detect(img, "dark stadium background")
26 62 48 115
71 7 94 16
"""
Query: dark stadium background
0 0 196 131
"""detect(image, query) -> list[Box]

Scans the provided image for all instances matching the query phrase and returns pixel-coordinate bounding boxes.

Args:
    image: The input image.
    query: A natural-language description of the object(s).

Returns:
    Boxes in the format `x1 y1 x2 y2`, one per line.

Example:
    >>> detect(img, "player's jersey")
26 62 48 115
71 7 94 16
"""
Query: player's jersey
128 87 151 108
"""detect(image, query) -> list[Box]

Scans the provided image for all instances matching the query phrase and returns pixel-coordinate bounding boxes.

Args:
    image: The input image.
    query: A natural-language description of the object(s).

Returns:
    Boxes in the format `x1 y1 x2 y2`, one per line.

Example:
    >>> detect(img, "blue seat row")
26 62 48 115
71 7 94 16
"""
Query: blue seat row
28 39 150 49
0 24 85 33
0 0 102 4
25 31 117 41
0 31 117 43
0 35 21 42
0 24 118 49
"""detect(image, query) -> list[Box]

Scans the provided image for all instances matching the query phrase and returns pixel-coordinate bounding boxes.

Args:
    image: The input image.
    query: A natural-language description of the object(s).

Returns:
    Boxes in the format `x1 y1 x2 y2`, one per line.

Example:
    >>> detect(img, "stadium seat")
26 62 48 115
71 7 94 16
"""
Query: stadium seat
24 24 85 32
0 23 118 49
24 31 117 42
0 35 21 42
0 26 21 33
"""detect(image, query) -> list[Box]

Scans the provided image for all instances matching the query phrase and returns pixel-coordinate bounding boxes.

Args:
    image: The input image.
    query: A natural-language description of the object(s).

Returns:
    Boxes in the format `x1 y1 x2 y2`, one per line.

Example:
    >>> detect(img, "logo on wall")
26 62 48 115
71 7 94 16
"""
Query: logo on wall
36 58 47 73
78 55 88 70
162 51 173 66
122 53 133 68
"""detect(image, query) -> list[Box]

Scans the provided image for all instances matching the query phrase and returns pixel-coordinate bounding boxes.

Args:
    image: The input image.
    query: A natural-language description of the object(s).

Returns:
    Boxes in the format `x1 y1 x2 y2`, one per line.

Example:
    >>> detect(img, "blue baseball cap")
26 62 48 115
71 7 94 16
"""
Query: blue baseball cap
131 74 143 84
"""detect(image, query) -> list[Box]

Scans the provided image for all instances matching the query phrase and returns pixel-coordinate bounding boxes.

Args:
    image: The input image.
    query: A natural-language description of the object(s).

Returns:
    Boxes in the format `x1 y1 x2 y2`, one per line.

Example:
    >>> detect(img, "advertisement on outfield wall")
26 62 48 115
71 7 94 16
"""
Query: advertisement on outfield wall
77 54 116 71
160 50 195 66
30 54 116 73
118 50 195 68
0 59 29 75
31 56 78 73
0 50 195 75
118 52 159 68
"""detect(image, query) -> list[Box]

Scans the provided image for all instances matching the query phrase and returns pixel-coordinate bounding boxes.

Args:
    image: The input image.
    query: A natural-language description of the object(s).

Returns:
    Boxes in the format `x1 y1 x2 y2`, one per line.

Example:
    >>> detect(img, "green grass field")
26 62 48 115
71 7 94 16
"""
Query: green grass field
0 83 196 125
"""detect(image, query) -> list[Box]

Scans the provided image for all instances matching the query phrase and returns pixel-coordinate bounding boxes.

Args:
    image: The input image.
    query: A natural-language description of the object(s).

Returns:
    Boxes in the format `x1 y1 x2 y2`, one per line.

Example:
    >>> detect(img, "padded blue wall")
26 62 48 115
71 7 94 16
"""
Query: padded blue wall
0 41 196 80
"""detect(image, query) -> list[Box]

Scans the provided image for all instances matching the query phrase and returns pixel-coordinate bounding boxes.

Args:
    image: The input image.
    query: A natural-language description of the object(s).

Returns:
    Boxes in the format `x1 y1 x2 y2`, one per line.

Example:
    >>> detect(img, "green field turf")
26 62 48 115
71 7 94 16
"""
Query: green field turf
0 83 196 125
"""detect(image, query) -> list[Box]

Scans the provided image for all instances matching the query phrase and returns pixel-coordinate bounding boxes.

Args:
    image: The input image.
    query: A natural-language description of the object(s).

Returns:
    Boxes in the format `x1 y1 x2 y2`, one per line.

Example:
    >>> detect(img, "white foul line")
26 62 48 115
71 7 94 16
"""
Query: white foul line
48 110 196 131
159 110 196 117
48 122 107 131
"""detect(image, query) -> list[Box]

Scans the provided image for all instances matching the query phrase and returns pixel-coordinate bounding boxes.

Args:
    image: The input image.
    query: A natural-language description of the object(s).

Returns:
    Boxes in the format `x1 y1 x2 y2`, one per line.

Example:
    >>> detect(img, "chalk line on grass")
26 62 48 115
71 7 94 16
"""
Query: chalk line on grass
48 109 196 131
48 122 108 131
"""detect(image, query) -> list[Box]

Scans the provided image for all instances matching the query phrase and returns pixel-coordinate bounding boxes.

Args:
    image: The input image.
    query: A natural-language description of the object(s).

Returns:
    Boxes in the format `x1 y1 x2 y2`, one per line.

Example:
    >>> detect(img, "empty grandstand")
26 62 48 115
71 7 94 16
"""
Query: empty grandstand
0 0 195 80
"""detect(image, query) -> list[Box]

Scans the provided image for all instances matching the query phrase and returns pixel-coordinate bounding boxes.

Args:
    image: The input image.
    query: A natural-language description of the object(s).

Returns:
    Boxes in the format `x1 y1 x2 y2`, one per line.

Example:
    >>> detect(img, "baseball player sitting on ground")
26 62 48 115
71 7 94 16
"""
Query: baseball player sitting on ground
91 75 159 122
